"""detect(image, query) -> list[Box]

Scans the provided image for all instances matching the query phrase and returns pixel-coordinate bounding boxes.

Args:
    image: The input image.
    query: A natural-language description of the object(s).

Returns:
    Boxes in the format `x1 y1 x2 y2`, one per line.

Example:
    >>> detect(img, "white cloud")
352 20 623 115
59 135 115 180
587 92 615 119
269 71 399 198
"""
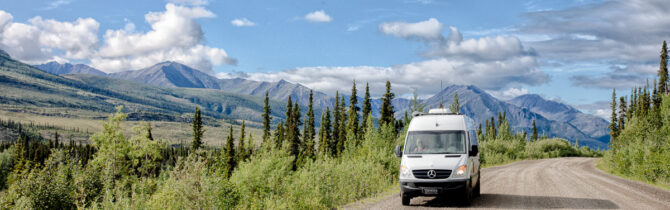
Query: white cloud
29 16 99 59
0 10 99 64
0 4 235 73
216 21 547 98
379 18 444 40
426 27 533 60
487 88 530 100
93 3 235 73
42 0 72 10
304 10 332 23
231 18 255 27
167 0 208 6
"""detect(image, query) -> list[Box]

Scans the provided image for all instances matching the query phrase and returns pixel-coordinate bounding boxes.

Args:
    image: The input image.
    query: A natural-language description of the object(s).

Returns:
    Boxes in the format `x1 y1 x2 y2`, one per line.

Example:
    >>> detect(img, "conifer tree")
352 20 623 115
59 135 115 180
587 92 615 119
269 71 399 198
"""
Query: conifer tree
262 91 272 145
274 120 284 149
304 90 315 158
409 89 425 114
361 83 372 136
191 106 204 151
659 40 668 95
332 92 341 151
653 80 661 113
628 89 636 120
531 119 538 142
319 107 332 156
246 132 254 157
618 96 627 131
146 122 153 141
337 96 347 154
450 93 460 114
288 102 301 170
609 89 619 141
476 123 482 139
222 125 236 178
348 81 360 143
237 121 247 161
379 80 395 126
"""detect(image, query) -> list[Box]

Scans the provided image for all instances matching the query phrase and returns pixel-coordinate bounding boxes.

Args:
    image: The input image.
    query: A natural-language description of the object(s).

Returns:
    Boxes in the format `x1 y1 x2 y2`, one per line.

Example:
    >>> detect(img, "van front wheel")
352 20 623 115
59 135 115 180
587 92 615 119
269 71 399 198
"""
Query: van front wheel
401 194 411 206
460 180 473 206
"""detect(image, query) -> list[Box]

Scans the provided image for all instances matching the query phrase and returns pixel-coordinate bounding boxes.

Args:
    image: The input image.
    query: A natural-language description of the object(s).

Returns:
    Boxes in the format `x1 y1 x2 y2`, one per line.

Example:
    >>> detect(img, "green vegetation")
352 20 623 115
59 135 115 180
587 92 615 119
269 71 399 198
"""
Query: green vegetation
0 75 610 209
479 111 600 167
0 81 402 209
602 41 670 188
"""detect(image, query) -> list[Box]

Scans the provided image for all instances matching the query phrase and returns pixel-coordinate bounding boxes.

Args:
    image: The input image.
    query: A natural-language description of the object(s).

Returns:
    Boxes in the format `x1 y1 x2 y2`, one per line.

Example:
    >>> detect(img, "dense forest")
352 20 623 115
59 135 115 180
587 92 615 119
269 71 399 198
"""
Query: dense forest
0 80 602 209
603 41 670 187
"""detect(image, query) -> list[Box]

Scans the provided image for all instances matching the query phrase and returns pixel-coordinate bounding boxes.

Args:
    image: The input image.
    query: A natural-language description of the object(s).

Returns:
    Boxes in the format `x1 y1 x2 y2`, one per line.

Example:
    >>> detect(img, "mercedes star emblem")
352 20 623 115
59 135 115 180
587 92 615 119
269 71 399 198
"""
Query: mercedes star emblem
427 170 437 178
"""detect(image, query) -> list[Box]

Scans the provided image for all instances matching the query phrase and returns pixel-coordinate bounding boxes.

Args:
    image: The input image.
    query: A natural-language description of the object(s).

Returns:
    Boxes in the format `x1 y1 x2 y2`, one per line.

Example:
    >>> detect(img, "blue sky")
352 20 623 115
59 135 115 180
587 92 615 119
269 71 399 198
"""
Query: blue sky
1 0 668 119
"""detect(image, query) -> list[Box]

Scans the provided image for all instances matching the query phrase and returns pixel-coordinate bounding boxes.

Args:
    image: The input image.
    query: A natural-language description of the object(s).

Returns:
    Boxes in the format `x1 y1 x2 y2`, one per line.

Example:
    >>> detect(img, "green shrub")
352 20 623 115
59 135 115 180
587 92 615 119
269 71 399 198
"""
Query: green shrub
147 155 239 209
0 146 13 190
0 149 77 209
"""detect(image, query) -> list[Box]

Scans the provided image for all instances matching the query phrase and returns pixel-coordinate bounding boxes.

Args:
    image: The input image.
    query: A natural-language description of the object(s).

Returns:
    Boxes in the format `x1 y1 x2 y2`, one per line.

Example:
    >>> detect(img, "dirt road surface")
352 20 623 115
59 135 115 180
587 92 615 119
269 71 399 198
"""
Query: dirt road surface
345 157 670 209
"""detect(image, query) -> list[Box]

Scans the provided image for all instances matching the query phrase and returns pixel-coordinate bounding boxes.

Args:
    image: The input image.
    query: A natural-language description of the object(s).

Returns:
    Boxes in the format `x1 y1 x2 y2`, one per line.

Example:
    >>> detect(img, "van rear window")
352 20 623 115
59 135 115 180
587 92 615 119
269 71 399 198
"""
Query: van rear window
404 131 466 154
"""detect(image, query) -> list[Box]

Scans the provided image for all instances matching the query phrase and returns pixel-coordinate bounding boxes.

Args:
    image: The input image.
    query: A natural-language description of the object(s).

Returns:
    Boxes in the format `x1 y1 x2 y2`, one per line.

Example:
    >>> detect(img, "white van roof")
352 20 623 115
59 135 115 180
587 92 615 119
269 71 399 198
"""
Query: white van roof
408 113 467 131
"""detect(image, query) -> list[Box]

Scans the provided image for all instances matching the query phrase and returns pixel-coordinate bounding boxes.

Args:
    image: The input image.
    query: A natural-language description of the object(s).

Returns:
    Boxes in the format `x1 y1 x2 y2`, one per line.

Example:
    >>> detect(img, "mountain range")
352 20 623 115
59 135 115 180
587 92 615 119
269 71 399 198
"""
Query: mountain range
27 56 610 148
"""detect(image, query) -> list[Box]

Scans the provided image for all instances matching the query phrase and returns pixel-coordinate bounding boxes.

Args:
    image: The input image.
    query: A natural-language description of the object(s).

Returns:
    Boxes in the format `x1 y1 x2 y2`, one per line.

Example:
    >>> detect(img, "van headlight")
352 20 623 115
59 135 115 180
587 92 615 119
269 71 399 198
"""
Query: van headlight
453 165 467 178
400 165 412 178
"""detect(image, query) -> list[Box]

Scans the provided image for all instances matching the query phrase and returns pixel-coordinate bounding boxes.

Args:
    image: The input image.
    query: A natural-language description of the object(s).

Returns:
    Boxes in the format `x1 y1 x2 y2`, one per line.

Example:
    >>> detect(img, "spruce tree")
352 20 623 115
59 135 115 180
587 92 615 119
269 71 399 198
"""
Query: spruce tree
284 96 294 151
289 102 301 170
659 40 668 95
274 120 284 149
449 92 460 114
146 122 153 141
361 83 372 136
237 121 246 161
191 106 204 151
348 81 360 143
262 91 272 145
531 119 538 142
609 89 619 141
379 80 395 126
303 90 315 159
222 125 236 178
319 107 332 156
332 92 340 151
618 96 627 132
337 96 347 155
476 123 482 139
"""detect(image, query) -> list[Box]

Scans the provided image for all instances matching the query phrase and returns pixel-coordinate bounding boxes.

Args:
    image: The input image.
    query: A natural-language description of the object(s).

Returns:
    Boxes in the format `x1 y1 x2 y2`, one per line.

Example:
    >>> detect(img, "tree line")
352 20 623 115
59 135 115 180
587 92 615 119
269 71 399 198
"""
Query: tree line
604 41 670 186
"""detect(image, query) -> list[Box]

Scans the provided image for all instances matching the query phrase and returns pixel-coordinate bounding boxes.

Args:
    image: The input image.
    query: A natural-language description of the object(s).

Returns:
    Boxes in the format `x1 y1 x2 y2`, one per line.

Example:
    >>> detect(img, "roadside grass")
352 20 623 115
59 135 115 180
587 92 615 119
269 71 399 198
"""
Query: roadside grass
596 159 670 191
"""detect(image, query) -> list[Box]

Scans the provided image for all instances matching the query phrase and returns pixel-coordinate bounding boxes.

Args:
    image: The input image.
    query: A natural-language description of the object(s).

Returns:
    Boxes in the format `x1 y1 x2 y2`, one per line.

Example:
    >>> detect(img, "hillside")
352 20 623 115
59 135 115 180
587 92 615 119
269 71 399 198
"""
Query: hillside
0 53 288 126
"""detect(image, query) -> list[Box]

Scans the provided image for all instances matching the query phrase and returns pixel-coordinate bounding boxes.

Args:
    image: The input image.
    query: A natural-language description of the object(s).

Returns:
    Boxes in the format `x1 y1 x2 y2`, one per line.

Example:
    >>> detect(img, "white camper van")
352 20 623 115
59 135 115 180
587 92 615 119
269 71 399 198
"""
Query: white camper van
394 108 481 206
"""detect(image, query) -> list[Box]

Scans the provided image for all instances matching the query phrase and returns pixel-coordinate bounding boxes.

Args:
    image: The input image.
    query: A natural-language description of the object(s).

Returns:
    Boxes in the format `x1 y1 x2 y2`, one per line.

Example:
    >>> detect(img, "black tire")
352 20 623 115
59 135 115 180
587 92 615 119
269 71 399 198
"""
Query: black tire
460 181 473 206
474 169 481 197
474 179 481 197
401 194 411 206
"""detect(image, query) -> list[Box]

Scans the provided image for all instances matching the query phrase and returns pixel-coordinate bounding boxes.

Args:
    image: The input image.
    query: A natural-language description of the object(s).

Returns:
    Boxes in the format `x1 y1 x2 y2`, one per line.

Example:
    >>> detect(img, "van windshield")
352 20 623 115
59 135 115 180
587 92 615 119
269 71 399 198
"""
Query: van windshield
404 131 466 154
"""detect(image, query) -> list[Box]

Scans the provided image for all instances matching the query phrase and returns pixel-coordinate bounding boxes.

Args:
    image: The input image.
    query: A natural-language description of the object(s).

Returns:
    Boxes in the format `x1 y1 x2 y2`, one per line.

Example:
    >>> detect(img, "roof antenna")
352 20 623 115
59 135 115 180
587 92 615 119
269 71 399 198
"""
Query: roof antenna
439 80 444 108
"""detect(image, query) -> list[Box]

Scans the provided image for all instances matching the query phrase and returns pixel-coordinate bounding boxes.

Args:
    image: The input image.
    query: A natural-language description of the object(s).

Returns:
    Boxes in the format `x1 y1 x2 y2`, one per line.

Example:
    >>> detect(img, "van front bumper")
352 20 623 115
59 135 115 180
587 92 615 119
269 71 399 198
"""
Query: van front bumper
400 179 468 197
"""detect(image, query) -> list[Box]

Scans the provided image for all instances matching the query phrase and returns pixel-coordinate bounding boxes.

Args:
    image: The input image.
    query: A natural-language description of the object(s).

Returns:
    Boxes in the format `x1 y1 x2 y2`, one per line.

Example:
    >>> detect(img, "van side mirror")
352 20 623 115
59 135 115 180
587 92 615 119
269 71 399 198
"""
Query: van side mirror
469 145 479 156
394 145 402 158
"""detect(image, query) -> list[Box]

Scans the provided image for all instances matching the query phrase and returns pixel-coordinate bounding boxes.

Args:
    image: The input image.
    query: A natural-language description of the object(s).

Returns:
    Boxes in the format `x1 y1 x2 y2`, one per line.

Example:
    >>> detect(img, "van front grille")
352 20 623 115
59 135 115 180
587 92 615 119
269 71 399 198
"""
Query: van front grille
412 169 451 179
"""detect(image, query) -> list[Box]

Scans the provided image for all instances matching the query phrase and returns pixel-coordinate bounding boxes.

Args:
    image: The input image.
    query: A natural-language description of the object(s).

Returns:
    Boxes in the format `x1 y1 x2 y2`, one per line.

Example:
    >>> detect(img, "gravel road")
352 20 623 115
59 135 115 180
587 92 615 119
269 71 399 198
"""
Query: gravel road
345 157 670 209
